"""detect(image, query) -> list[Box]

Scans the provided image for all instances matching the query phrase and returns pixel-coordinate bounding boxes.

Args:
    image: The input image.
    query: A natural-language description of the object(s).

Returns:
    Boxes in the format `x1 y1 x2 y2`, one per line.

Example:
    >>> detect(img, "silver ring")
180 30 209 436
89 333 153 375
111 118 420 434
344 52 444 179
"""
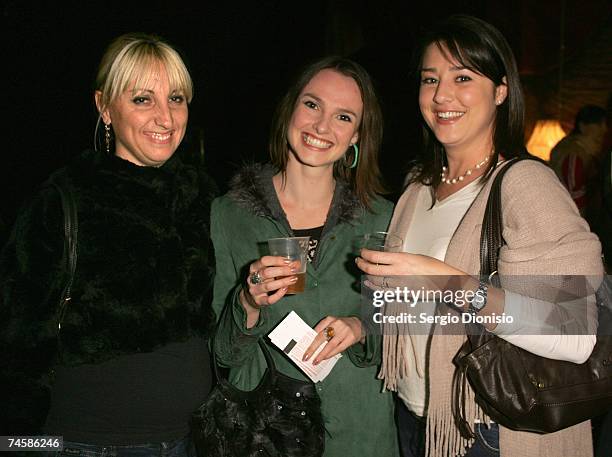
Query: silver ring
250 271 263 285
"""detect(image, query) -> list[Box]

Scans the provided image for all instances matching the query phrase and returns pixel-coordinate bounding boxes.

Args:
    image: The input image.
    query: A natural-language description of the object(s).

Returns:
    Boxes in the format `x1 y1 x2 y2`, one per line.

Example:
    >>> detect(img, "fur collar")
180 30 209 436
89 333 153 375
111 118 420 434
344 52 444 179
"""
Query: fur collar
227 163 364 226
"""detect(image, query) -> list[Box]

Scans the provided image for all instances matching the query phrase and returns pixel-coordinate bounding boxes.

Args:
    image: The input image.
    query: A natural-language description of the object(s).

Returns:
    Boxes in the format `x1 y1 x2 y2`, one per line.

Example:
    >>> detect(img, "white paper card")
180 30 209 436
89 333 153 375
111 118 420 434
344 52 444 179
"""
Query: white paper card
268 311 341 382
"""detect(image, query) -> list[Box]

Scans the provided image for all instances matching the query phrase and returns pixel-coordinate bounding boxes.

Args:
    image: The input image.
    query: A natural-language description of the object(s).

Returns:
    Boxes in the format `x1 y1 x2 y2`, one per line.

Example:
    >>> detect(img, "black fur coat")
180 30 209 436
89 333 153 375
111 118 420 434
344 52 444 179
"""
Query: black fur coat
0 149 216 433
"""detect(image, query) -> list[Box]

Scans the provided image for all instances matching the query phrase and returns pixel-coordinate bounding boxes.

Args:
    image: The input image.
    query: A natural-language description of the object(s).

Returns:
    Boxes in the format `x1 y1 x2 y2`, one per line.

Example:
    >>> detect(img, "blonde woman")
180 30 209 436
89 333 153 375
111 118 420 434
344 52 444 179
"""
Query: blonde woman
0 34 216 456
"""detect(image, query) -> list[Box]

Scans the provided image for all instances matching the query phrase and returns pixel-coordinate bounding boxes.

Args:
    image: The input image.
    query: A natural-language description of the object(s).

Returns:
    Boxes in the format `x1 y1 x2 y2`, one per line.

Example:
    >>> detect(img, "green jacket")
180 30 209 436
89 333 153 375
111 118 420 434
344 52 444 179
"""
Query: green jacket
211 164 399 457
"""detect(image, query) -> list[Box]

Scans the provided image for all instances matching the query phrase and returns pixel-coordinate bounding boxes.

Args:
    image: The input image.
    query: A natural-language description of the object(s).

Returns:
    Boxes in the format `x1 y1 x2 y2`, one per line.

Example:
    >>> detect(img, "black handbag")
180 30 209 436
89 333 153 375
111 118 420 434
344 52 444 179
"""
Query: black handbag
191 339 325 457
452 156 612 436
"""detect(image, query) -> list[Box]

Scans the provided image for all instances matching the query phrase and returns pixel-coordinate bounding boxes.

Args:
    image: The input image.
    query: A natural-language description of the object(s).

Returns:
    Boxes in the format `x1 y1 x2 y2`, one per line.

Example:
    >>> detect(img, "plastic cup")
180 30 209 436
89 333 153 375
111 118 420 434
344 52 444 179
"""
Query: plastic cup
356 231 403 253
267 237 310 294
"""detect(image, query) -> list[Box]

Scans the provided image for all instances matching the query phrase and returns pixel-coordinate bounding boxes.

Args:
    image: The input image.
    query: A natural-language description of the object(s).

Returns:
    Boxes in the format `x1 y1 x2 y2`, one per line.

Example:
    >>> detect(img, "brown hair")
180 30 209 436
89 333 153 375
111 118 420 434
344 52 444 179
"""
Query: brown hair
269 56 385 209
411 15 527 192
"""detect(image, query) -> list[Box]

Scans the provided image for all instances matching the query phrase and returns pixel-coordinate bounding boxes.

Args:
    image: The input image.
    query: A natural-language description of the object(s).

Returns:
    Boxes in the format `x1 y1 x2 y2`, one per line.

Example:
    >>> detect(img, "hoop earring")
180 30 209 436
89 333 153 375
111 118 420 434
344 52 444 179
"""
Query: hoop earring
104 123 111 154
346 143 359 169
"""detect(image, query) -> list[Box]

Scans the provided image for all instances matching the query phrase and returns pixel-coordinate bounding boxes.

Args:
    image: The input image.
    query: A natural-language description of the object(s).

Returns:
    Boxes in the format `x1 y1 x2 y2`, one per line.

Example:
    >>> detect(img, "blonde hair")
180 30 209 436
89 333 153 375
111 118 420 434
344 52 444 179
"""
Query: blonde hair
95 33 193 112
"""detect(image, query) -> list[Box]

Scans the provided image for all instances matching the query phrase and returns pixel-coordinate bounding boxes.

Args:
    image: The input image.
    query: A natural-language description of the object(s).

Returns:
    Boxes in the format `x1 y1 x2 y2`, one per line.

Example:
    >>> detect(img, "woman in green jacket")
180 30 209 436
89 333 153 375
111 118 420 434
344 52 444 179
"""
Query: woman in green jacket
211 57 399 456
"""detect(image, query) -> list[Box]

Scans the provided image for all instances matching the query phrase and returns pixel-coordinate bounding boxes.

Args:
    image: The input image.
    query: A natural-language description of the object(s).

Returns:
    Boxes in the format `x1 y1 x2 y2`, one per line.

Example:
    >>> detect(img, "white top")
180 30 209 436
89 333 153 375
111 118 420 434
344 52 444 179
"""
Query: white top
397 180 483 416
396 180 597 416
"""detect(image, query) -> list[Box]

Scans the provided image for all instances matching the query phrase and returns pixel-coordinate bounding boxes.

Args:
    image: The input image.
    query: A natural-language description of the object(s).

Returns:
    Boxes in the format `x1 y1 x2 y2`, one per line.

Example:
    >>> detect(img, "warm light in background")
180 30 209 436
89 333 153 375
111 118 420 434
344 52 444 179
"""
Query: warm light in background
526 119 567 161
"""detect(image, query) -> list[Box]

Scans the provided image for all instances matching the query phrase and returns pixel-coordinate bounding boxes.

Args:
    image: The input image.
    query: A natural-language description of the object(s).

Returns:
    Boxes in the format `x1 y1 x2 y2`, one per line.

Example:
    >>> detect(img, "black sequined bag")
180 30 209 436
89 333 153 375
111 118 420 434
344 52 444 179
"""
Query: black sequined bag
191 339 325 457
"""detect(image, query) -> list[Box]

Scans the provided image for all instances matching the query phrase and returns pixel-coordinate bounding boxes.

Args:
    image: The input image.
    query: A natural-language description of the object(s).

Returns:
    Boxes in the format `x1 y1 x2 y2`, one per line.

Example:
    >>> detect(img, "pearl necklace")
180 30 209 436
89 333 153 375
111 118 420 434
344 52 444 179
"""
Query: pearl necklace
440 154 492 185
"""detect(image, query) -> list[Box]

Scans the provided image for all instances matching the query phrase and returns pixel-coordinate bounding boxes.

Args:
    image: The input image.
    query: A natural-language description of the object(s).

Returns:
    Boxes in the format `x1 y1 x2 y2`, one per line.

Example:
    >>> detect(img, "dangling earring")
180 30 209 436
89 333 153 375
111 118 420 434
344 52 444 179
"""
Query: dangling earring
104 123 111 154
346 143 359 169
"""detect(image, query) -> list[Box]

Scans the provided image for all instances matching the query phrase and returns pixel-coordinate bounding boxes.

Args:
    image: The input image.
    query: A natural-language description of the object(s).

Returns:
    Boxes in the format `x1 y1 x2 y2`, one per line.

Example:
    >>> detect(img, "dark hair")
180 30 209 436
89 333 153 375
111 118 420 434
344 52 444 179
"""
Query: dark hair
573 105 607 134
411 14 526 190
269 56 385 209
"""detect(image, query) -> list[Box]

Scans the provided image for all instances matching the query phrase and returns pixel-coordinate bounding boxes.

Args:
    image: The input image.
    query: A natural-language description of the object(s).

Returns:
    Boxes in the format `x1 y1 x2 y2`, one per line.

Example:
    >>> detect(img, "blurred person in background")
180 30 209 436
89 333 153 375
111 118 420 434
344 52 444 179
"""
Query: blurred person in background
549 105 607 215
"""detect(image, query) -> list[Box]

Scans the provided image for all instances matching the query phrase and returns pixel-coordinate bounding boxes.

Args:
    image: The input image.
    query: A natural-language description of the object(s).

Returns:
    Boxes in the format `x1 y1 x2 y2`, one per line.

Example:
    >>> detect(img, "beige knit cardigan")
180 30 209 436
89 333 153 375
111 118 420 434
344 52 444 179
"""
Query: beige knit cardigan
379 160 603 457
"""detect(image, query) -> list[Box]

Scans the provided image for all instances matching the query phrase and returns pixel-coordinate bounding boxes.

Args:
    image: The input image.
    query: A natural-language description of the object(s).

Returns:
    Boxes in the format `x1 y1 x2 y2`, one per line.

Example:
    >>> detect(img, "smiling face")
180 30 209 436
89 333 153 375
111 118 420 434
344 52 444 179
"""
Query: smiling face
287 69 363 170
419 43 507 156
97 65 188 167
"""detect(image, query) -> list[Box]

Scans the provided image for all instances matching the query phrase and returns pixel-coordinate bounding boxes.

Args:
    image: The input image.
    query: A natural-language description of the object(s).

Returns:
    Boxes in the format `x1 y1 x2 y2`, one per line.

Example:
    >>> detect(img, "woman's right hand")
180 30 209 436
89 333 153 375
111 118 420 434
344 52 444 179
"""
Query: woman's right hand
240 256 299 327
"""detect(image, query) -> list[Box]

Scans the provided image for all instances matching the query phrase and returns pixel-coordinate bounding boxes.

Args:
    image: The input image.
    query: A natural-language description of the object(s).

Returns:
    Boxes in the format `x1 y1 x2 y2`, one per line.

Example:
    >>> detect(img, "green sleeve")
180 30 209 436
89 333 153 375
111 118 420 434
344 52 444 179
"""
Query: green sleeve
346 332 382 367
210 198 270 367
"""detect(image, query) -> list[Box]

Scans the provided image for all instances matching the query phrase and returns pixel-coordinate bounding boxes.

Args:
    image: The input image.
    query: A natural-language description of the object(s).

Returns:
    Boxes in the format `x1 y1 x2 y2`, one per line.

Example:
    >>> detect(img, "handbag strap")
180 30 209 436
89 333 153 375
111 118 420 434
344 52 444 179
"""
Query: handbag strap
47 173 78 337
479 155 545 282
453 155 545 439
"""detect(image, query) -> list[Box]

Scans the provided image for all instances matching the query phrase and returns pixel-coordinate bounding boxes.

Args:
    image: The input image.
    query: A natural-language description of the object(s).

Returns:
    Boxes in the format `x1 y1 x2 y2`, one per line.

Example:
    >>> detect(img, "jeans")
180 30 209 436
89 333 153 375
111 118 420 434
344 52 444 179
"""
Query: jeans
397 399 499 457
465 423 500 457
396 399 426 457
45 435 195 457
594 411 612 457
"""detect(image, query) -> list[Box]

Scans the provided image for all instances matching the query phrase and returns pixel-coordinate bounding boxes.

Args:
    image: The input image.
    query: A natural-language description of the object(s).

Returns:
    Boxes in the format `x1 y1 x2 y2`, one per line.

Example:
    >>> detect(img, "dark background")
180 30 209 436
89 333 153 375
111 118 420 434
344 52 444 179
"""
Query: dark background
2 0 611 238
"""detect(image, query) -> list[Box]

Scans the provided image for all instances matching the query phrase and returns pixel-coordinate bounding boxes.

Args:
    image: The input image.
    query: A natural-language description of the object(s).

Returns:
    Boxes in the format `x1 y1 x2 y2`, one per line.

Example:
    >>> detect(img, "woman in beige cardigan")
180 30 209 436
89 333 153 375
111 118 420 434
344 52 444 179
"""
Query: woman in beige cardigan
356 15 603 457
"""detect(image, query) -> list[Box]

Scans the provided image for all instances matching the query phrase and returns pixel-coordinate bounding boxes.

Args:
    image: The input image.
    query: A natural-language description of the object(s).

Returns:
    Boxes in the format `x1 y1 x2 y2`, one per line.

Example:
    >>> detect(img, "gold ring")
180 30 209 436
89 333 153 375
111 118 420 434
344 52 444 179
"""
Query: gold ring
324 326 335 341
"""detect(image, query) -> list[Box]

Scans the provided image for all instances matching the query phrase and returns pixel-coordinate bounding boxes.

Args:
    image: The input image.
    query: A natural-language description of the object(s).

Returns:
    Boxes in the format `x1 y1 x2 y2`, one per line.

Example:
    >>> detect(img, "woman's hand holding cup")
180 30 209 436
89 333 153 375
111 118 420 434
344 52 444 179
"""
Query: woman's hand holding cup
240 237 310 328
240 256 299 328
